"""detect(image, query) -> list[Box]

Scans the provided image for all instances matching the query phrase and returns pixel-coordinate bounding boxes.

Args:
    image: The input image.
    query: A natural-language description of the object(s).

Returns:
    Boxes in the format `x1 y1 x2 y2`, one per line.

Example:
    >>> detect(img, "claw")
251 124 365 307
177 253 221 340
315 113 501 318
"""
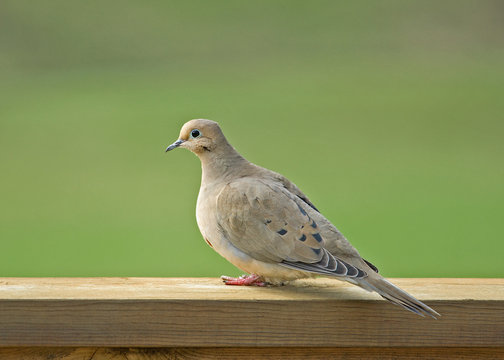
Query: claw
221 274 266 286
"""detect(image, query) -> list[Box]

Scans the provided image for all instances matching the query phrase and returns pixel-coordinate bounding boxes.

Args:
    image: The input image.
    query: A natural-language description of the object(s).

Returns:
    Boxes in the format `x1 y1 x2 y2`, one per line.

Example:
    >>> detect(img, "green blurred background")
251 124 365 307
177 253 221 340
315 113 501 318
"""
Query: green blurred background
1 1 503 278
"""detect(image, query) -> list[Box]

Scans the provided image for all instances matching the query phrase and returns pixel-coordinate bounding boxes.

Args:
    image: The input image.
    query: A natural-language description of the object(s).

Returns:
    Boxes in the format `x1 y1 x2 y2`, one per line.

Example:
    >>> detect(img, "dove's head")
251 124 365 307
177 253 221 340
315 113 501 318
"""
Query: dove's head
165 119 226 155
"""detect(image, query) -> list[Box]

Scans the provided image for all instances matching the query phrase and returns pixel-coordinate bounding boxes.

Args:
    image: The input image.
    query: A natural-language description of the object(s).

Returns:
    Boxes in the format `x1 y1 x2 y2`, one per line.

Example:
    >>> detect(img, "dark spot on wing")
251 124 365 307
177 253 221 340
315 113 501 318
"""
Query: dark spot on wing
310 220 317 228
299 234 306 242
277 229 288 235
312 233 323 243
311 248 321 255
297 204 307 216
265 219 272 224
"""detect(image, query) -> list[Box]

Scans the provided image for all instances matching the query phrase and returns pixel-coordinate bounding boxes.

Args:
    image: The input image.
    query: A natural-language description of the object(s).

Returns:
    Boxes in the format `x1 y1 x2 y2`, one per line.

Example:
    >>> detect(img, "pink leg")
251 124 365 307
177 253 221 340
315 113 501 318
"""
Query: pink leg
221 274 267 287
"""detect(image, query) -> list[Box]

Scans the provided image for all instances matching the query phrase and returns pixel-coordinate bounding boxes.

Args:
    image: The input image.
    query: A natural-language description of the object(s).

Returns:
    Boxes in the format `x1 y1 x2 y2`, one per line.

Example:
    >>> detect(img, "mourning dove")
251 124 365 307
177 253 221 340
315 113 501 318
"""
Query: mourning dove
166 119 439 318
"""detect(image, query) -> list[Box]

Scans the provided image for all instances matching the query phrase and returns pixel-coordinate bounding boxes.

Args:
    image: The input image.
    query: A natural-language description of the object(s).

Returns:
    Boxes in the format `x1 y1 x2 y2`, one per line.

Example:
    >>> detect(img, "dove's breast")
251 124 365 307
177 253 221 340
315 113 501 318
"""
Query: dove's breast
195 182 219 248
196 181 238 258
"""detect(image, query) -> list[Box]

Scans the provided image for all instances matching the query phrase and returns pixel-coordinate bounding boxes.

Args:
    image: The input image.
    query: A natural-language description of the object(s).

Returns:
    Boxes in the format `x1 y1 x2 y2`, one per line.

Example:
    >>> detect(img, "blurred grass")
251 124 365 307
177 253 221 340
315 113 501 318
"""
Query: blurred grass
0 1 503 277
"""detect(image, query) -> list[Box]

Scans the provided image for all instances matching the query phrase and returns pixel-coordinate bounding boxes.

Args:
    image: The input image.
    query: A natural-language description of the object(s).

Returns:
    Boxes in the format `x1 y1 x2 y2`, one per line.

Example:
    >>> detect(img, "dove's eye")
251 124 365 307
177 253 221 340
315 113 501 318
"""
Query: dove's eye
190 129 201 139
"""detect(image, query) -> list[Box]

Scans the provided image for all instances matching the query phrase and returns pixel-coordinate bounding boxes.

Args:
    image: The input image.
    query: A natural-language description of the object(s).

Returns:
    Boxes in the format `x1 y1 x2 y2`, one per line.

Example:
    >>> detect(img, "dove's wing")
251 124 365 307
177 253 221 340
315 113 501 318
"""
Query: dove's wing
215 177 367 279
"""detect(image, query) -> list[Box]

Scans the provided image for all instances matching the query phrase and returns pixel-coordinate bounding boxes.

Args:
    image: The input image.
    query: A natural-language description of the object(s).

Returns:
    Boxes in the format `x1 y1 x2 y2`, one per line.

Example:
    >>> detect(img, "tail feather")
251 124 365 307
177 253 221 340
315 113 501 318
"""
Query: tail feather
358 275 440 319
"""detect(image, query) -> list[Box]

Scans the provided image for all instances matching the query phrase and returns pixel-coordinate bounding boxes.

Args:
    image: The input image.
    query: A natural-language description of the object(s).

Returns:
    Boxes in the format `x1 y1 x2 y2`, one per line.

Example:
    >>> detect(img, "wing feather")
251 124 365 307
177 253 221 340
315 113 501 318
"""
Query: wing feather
216 178 367 279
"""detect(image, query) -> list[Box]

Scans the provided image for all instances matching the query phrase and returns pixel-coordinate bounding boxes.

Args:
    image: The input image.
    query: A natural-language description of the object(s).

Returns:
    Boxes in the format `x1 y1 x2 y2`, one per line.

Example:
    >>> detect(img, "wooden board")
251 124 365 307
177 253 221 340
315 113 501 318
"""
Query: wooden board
0 347 503 360
0 278 503 348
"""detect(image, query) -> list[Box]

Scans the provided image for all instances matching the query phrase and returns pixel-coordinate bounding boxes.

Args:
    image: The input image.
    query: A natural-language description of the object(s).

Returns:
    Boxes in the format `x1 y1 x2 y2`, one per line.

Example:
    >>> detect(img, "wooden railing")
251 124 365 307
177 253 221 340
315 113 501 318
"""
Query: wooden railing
0 278 502 359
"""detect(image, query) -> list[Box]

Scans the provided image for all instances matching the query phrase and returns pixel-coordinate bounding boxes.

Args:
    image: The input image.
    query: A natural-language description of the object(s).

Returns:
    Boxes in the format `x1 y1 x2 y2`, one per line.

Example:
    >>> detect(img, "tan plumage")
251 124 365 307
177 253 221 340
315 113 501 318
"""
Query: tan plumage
166 119 439 318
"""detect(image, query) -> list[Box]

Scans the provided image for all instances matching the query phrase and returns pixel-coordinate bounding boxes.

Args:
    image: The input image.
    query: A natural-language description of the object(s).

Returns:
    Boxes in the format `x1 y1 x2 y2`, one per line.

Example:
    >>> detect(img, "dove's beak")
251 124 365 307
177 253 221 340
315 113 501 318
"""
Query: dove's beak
165 139 185 152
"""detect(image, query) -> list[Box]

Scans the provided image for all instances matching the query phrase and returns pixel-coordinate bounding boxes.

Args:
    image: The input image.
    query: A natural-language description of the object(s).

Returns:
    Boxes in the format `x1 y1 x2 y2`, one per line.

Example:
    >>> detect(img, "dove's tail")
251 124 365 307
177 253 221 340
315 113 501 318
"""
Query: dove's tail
357 275 440 318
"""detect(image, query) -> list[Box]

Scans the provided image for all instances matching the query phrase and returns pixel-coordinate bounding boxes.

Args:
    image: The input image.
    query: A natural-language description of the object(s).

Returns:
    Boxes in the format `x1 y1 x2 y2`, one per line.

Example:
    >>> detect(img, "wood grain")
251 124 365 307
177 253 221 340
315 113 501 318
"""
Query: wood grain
0 347 503 360
0 278 502 348
1 277 502 301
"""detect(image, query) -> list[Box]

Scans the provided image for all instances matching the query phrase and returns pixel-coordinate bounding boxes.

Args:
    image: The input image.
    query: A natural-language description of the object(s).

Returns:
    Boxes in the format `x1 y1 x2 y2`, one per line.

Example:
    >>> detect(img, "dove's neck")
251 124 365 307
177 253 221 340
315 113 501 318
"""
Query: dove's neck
199 142 251 184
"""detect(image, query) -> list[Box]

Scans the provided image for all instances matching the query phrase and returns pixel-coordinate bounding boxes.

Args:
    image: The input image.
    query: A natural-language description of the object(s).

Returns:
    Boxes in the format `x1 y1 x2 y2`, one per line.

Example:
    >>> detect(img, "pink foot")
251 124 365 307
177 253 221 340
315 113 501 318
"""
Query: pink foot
221 274 267 287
